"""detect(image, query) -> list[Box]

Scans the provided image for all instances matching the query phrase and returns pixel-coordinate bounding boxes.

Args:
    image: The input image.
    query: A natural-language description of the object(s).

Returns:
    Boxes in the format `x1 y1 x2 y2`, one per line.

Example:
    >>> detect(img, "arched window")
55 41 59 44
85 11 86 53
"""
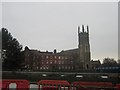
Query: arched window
86 64 89 69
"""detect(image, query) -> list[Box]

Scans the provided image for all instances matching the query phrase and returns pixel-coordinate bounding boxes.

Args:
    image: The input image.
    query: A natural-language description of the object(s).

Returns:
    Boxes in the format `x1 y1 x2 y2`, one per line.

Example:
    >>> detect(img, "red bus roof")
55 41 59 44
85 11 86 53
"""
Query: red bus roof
38 80 70 86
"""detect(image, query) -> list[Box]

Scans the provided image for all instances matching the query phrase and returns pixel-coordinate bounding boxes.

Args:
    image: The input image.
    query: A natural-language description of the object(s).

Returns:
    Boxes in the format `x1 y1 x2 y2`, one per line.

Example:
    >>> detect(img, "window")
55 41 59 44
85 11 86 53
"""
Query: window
33 56 36 60
54 60 56 64
46 56 49 59
58 56 61 59
27 65 30 68
68 66 70 69
41 55 44 58
54 56 57 59
65 57 67 59
71 61 73 64
65 66 67 69
46 66 49 69
62 61 64 64
40 67 42 69
33 62 35 66
37 66 39 70
59 66 61 70
72 66 73 69
43 66 45 70
58 61 61 64
46 61 48 64
50 60 52 64
50 56 53 59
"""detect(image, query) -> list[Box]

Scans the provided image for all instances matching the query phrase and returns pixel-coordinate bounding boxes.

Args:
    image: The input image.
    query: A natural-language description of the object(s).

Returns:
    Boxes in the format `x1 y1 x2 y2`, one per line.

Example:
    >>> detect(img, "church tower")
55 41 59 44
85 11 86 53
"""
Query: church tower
78 25 91 69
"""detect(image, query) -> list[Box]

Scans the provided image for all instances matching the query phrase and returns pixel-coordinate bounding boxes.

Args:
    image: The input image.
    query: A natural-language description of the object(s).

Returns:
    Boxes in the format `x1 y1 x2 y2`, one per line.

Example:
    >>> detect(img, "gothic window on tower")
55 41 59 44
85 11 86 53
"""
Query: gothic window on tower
85 45 88 52
87 64 89 69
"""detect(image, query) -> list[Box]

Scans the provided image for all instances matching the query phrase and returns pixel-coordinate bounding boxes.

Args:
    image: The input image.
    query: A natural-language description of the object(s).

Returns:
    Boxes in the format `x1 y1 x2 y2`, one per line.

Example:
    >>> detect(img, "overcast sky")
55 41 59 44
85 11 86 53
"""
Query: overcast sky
2 2 118 62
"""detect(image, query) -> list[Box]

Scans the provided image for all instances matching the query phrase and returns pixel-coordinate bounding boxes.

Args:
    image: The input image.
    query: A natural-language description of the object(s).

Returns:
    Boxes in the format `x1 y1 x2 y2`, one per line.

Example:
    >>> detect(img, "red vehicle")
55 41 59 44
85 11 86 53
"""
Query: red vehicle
38 80 70 90
1 79 29 90
115 84 120 90
71 81 115 90
1 79 120 90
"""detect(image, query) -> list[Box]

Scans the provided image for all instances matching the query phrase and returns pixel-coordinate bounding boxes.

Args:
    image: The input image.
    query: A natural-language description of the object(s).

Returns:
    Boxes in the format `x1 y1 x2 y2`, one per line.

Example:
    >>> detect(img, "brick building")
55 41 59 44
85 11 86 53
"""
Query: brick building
24 47 74 71
24 25 91 71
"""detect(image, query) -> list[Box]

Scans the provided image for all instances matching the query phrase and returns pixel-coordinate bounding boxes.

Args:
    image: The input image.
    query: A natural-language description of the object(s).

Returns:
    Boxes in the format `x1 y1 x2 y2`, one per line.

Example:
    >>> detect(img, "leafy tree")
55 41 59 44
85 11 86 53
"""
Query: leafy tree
102 58 117 67
2 28 22 71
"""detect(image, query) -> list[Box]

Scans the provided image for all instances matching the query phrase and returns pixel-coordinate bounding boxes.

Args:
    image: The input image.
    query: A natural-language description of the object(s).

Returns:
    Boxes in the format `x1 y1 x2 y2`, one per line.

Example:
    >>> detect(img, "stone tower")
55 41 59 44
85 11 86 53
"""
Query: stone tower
78 25 91 69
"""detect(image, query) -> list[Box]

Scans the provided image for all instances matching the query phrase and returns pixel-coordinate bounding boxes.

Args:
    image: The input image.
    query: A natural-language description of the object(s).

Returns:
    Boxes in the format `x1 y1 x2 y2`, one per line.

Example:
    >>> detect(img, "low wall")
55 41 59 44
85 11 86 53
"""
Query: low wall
2 71 120 83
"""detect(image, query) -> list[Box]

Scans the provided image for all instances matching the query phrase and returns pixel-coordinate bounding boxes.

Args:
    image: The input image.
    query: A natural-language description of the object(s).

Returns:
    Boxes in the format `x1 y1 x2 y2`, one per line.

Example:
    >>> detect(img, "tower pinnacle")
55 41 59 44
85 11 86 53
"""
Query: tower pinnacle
87 25 89 34
78 26 80 34
82 25 84 32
